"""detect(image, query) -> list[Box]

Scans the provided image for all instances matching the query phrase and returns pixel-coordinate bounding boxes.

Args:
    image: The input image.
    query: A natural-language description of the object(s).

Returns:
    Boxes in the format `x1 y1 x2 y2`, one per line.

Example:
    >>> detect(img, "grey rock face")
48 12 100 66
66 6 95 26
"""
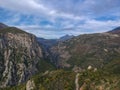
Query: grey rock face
26 80 35 90
0 31 43 87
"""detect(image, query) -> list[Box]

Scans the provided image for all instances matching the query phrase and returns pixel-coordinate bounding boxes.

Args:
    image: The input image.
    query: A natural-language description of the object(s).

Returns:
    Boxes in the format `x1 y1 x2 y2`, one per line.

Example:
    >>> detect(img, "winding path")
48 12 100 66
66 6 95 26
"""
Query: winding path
75 73 80 90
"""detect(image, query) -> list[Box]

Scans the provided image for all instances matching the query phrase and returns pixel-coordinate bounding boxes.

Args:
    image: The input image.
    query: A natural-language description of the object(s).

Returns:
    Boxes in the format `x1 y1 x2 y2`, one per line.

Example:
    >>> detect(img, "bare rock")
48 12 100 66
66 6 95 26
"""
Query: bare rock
26 80 35 90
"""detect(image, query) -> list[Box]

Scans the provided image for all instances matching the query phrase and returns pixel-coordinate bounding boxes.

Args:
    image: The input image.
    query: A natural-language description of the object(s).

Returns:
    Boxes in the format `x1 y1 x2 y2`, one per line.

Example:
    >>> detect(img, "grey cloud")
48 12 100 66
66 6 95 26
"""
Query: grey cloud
0 0 120 38
1 0 120 19
38 0 120 17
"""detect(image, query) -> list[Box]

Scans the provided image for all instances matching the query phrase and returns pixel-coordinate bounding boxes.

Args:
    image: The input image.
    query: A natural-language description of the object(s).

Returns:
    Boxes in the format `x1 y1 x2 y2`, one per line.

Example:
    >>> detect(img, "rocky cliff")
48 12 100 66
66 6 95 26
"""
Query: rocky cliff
0 26 43 87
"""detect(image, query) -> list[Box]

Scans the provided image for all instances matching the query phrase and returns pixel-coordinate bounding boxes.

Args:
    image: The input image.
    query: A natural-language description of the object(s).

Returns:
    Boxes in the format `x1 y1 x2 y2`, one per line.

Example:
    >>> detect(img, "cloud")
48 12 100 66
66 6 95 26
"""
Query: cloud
0 0 85 20
0 0 48 14
0 0 120 38
16 19 120 39
17 25 67 39
0 0 120 18
38 0 120 17
0 0 120 20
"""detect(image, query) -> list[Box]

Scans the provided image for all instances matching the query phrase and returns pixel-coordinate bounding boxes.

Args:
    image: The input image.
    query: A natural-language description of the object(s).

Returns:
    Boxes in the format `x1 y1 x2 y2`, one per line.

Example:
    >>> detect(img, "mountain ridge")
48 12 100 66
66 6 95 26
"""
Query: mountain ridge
0 23 120 90
0 23 8 29
108 26 120 34
48 27 120 72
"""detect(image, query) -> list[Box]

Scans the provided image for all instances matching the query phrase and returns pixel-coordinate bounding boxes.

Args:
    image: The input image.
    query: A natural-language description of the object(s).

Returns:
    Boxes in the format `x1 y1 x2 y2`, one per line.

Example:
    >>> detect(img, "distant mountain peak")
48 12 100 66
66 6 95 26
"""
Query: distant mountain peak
108 26 120 34
0 23 8 29
113 26 120 30
59 34 74 41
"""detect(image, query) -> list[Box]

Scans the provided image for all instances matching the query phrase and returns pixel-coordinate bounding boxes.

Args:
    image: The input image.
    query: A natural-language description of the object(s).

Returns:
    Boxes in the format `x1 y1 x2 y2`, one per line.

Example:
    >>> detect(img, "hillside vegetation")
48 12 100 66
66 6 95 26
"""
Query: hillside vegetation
0 23 120 90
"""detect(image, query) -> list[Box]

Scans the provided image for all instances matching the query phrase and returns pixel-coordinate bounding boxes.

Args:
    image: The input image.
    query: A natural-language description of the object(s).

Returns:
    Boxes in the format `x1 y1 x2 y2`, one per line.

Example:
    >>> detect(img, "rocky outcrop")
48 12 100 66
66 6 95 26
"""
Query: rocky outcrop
26 80 35 90
0 27 43 87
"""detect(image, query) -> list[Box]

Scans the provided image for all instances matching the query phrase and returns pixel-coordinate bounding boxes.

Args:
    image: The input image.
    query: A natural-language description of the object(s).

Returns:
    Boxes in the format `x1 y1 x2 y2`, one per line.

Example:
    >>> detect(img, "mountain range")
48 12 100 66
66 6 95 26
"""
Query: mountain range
0 23 120 90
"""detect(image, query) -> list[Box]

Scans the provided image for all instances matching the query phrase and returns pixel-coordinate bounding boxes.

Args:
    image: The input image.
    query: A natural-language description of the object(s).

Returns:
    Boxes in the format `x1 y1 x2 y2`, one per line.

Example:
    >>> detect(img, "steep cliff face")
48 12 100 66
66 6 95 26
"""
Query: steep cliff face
0 27 43 87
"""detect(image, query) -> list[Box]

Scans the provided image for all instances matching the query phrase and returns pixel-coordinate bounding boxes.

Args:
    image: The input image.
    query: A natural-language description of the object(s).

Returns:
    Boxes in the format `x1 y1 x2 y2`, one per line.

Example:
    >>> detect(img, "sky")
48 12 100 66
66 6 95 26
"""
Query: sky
0 0 120 39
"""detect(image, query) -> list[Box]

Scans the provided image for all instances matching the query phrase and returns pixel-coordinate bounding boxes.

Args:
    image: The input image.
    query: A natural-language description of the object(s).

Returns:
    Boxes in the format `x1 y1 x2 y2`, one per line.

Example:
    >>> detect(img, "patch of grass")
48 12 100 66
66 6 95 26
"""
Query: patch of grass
0 27 28 34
